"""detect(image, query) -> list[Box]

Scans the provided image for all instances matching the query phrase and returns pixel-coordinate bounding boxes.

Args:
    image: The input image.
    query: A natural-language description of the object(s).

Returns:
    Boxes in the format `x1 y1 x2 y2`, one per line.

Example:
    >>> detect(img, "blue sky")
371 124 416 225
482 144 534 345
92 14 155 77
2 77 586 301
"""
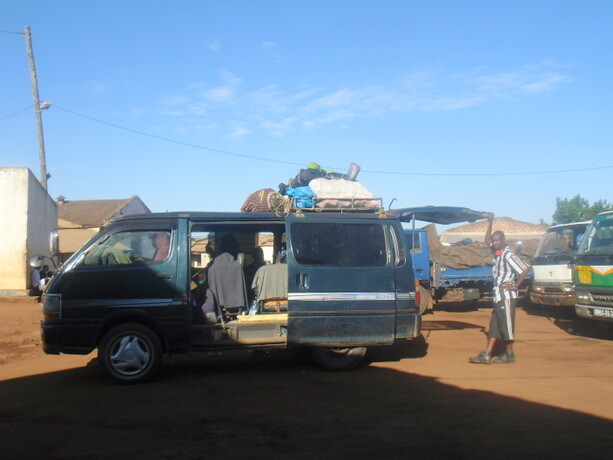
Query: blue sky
1 1 611 225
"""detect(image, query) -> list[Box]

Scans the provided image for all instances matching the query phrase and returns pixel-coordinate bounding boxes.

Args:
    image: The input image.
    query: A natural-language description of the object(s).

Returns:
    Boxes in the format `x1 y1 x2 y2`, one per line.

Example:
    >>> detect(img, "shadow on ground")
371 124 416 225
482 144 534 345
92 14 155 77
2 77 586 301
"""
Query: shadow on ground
523 301 613 341
1 349 611 458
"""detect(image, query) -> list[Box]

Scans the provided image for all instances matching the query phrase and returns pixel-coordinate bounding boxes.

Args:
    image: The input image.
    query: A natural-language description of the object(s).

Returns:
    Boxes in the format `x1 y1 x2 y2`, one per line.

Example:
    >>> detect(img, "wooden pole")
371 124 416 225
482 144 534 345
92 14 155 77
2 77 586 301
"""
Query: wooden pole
24 26 48 190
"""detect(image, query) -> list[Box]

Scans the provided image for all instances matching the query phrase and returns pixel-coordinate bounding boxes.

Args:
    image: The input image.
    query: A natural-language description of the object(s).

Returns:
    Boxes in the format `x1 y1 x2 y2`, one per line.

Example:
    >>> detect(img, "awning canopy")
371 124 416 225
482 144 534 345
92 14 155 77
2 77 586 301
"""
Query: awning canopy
389 206 488 225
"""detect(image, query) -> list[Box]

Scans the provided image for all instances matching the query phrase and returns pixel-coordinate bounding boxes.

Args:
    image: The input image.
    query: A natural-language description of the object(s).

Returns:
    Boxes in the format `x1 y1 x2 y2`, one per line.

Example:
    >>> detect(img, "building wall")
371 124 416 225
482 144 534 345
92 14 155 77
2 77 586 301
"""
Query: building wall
0 168 57 295
110 197 149 221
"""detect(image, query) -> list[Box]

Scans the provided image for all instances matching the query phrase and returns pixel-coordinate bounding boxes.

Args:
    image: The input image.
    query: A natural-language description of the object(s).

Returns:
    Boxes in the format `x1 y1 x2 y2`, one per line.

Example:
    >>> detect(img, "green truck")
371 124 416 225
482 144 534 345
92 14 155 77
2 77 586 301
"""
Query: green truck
573 211 613 325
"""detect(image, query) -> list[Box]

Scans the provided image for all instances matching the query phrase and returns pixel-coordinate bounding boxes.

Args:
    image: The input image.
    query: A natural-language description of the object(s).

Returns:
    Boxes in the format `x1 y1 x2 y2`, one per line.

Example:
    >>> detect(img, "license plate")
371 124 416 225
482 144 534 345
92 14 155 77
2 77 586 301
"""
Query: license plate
593 308 613 318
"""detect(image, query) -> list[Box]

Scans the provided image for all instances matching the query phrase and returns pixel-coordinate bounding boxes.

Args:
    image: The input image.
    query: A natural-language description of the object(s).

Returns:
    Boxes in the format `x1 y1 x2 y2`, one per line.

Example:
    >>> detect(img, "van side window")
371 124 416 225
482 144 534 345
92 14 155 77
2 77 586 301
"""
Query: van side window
81 230 172 266
291 222 387 267
390 226 406 267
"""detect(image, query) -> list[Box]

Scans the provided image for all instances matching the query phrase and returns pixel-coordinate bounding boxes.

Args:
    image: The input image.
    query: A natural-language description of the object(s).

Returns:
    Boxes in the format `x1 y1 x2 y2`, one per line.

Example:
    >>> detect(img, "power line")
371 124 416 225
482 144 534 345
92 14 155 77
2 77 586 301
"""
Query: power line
0 105 31 121
54 104 612 177
54 105 306 168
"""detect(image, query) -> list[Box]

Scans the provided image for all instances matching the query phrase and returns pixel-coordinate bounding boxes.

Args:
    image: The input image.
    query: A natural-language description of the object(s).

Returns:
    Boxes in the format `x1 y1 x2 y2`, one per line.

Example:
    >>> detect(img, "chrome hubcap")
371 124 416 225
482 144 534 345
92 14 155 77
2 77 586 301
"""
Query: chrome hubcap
109 335 151 376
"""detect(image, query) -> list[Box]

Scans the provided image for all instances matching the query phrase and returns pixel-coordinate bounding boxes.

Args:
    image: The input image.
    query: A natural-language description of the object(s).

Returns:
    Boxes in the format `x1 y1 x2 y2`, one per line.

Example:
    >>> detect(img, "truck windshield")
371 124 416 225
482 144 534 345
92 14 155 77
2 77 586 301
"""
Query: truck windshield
576 214 613 255
534 223 588 262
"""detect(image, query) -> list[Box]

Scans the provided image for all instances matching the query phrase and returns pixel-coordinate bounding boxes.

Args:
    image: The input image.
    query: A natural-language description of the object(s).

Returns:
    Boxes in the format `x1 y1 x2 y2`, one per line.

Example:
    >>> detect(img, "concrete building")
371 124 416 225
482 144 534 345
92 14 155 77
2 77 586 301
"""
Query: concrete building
0 168 57 296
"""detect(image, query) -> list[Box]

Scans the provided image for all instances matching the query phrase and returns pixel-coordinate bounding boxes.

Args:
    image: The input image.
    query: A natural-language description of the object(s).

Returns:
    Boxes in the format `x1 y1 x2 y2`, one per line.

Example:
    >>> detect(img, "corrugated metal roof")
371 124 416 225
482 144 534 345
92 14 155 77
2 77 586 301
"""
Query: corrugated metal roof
445 217 547 234
56 196 149 227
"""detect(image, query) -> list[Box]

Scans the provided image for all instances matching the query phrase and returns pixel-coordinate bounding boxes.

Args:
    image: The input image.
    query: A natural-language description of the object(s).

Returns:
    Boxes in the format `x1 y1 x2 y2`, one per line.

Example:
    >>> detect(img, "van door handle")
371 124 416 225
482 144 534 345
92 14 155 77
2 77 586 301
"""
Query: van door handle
298 273 308 289
157 273 174 280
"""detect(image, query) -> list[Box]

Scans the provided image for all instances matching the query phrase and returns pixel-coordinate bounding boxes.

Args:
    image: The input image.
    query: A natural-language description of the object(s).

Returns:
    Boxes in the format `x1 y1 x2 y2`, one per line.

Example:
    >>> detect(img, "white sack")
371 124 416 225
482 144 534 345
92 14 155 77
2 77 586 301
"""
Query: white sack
309 178 375 199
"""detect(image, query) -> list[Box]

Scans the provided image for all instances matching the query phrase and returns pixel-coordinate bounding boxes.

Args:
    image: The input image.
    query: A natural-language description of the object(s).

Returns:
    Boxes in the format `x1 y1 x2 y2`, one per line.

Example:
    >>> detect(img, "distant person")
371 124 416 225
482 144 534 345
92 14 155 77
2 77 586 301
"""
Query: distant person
31 265 42 293
31 264 49 300
469 213 530 364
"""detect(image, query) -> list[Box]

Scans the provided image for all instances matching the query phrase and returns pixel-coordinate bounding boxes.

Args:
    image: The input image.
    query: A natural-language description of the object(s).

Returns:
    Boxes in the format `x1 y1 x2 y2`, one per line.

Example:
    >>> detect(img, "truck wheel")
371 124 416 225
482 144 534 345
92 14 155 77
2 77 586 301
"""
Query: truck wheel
417 285 434 314
310 346 367 371
99 323 162 384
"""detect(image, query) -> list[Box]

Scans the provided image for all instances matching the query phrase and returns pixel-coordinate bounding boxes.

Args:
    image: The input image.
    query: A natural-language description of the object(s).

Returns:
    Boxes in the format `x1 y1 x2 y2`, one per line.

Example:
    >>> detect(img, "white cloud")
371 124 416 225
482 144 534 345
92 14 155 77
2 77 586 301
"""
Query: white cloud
473 65 572 99
152 62 571 138
131 106 150 116
200 70 241 103
159 109 185 117
204 39 221 53
261 41 276 50
521 74 572 94
229 127 250 138
202 86 236 103
162 95 187 106
89 82 108 98
261 117 298 137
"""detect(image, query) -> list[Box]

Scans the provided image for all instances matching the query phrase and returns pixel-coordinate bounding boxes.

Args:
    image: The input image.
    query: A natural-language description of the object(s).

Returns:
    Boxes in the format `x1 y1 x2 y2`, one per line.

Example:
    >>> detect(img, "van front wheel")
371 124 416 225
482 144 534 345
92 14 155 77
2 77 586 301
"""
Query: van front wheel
310 346 367 371
99 323 162 384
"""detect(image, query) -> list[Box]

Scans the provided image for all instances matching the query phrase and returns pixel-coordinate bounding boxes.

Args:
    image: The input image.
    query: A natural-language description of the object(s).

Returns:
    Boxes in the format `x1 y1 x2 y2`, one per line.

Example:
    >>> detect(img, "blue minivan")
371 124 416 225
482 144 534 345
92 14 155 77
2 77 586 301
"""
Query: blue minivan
41 210 421 383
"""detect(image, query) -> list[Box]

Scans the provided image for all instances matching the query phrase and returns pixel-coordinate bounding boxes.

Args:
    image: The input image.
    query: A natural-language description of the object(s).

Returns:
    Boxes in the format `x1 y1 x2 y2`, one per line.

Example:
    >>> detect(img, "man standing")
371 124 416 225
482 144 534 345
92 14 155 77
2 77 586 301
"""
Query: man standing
469 213 530 364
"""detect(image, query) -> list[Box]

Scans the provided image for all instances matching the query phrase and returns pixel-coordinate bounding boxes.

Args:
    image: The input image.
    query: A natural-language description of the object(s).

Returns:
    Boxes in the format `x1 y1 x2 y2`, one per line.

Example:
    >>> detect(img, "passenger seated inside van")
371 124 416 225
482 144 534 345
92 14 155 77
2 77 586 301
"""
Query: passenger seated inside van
251 251 288 314
244 246 266 302
205 234 248 320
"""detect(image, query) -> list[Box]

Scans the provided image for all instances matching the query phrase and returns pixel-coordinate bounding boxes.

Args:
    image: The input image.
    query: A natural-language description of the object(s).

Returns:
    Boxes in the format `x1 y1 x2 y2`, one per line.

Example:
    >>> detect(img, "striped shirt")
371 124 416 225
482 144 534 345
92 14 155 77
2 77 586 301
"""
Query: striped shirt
492 246 529 302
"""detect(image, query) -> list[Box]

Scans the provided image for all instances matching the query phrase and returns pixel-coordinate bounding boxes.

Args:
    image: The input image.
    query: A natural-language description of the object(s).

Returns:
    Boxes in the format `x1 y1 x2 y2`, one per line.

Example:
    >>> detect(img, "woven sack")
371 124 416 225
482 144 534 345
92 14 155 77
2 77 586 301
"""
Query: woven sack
241 188 285 213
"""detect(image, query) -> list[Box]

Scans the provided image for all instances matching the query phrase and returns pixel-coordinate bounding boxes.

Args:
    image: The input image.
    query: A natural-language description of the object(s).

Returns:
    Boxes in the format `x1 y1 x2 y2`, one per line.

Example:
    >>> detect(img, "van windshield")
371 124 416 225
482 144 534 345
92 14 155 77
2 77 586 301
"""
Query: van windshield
81 230 172 265
533 224 588 263
576 215 613 256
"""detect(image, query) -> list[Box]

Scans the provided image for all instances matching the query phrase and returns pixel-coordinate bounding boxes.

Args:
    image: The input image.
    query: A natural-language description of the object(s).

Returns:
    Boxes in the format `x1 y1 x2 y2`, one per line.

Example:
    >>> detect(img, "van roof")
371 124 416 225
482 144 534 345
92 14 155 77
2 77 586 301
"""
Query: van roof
546 221 592 230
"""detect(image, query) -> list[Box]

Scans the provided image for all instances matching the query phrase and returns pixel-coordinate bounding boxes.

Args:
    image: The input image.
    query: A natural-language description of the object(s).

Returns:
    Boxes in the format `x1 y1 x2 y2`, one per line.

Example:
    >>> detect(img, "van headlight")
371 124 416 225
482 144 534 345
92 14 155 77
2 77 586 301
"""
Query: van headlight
42 293 62 319
576 292 590 302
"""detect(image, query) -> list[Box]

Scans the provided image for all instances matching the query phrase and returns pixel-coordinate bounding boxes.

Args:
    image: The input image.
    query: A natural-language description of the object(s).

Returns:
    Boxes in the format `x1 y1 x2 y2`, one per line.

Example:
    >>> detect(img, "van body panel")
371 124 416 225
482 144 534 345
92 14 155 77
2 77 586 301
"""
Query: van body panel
286 215 413 346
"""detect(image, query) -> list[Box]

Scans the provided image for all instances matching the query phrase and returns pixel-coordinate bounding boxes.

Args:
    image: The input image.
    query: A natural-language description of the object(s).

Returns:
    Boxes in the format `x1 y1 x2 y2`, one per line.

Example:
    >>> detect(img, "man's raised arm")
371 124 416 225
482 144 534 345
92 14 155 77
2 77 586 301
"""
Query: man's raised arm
484 212 494 247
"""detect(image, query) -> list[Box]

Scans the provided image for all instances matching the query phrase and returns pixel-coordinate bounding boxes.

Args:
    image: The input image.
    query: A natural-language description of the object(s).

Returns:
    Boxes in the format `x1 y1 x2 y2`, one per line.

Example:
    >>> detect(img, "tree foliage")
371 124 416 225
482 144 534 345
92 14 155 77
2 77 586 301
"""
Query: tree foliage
551 194 613 225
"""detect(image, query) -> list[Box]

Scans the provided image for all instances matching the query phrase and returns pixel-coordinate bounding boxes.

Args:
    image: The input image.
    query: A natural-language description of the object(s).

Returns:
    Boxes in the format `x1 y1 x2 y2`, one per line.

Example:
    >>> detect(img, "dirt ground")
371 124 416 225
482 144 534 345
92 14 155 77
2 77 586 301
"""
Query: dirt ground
0 298 612 459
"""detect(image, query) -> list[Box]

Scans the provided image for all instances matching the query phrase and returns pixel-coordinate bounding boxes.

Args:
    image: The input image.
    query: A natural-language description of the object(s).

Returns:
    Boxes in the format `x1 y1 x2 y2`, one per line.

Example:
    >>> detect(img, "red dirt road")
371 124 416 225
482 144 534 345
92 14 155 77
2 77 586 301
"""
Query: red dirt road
1 299 612 458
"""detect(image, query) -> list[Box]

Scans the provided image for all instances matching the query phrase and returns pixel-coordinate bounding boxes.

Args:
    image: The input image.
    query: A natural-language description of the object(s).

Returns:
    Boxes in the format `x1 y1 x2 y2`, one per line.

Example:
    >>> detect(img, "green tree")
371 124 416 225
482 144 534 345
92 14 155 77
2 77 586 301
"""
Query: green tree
552 194 613 225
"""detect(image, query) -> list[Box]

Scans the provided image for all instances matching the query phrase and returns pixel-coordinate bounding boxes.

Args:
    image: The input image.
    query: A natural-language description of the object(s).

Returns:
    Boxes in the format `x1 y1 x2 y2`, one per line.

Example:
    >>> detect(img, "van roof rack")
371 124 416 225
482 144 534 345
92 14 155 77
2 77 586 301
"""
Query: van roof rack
290 197 384 213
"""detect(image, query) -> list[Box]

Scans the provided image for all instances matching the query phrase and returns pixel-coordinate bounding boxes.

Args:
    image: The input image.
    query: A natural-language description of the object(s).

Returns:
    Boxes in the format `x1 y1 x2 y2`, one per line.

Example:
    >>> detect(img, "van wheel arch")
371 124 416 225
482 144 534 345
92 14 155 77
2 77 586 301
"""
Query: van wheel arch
310 346 367 371
97 314 167 353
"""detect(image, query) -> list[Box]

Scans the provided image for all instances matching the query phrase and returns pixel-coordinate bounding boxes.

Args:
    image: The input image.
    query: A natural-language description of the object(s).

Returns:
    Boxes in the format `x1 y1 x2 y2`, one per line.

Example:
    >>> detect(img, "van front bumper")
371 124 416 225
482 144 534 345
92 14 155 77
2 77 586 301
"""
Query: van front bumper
530 282 576 306
41 321 97 355
530 292 576 307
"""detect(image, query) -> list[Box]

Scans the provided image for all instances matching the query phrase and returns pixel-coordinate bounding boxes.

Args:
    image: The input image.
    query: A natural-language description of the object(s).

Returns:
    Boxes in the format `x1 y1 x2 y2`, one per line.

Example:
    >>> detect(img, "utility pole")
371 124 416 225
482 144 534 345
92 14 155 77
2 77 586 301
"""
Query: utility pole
24 26 48 190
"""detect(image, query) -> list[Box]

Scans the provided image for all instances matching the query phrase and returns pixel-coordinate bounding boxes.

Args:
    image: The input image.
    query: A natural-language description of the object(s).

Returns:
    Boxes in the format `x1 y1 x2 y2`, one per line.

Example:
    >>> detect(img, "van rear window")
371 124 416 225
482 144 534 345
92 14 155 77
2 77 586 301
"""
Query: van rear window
291 222 387 267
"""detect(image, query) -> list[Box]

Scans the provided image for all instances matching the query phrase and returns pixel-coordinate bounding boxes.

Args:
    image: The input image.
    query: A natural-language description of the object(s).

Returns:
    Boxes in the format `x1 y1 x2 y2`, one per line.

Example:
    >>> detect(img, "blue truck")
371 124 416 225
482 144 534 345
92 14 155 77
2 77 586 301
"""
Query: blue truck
391 207 494 313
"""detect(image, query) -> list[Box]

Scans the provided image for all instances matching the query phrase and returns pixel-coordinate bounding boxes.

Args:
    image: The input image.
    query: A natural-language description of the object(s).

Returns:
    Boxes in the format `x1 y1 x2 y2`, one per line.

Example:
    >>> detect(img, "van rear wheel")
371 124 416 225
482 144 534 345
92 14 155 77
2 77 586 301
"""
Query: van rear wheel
310 346 367 371
99 323 162 384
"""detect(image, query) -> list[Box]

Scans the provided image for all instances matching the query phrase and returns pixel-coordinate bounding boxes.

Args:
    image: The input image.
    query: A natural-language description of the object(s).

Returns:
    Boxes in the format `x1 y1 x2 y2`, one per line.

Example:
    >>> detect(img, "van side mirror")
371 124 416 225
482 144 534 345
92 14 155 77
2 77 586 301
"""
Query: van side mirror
49 229 59 256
